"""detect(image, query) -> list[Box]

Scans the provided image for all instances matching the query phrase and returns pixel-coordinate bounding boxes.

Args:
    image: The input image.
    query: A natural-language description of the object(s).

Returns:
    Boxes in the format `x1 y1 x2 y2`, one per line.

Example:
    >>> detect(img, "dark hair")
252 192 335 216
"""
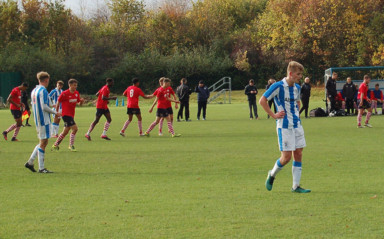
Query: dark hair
106 78 113 83
375 83 379 87
57 80 64 85
132 78 139 85
249 79 254 84
364 75 370 80
68 79 78 85
22 82 29 87
199 80 204 84
181 78 187 84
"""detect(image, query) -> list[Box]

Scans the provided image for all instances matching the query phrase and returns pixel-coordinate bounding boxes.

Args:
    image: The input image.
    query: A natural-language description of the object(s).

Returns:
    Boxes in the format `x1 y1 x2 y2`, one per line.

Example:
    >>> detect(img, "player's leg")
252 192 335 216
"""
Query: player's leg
53 126 70 149
101 111 112 139
136 114 143 135
165 115 180 137
69 124 78 151
52 115 61 137
25 109 32 126
86 111 102 140
365 104 373 127
120 112 133 136
11 115 23 141
372 100 377 114
291 148 310 193
144 116 161 135
158 117 164 135
37 139 52 173
357 101 364 127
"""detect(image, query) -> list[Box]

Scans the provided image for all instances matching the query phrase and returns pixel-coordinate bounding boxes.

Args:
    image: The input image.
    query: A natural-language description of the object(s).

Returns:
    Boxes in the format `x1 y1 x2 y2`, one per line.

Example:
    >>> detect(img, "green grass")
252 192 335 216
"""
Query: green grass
1 90 383 238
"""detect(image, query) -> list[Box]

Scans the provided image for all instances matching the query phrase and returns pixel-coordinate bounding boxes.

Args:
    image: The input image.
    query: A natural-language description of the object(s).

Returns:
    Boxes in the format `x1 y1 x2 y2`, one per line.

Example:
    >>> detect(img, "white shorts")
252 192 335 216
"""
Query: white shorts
36 125 52 140
276 126 306 151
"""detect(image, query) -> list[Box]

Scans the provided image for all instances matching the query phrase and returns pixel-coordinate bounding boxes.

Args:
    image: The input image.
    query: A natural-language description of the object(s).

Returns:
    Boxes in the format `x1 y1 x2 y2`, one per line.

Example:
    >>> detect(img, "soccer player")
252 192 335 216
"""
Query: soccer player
49 80 64 137
21 88 32 126
370 84 383 115
52 79 84 152
120 78 154 136
357 75 373 128
2 82 29 141
260 61 311 193
144 78 181 137
25 72 61 173
150 78 178 135
85 78 117 140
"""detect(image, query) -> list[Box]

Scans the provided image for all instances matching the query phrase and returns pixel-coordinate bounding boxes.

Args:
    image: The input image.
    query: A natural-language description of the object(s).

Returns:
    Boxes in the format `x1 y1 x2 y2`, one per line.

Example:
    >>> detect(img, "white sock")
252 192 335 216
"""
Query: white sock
37 148 45 170
28 145 40 165
271 159 284 177
292 161 302 189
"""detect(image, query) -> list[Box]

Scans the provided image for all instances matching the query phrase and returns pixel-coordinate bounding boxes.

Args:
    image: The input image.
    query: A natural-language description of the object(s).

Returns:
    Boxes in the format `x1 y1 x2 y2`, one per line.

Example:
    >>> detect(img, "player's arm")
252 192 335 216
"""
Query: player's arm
102 95 117 100
259 96 285 119
359 93 364 105
143 94 154 99
166 96 180 104
43 92 61 117
7 93 19 107
172 93 178 109
149 98 157 113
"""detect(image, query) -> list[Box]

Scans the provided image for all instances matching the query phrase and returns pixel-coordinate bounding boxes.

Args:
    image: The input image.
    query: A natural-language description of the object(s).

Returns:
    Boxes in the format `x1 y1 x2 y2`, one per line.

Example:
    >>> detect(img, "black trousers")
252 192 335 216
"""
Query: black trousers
197 101 207 119
345 98 354 114
248 100 258 118
177 100 190 120
267 99 276 118
329 95 336 112
300 97 310 117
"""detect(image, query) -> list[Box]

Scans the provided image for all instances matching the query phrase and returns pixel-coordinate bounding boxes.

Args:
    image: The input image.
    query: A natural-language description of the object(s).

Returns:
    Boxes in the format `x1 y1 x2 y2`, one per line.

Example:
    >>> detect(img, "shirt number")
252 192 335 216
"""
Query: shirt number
130 89 134 98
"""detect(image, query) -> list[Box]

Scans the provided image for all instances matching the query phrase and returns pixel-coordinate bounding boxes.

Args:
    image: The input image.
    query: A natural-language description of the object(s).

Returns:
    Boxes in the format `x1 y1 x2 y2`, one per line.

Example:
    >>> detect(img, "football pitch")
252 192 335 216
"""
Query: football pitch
1 93 383 238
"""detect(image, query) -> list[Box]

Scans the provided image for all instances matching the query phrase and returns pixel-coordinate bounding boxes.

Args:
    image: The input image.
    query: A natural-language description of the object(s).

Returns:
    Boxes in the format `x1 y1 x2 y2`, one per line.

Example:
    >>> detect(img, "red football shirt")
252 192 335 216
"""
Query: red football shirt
358 83 368 100
9 87 21 110
96 85 110 109
163 86 175 108
123 86 145 108
58 89 81 117
154 87 169 109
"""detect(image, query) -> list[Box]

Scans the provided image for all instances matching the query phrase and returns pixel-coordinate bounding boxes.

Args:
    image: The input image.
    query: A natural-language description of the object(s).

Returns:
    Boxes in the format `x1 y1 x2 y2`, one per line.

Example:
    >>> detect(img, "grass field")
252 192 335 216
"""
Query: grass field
1 89 384 238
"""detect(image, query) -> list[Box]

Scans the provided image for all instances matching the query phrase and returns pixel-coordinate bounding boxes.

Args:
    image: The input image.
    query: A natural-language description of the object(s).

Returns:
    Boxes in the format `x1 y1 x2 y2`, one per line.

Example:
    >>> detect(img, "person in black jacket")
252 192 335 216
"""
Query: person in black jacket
21 88 32 126
176 78 192 121
342 77 356 115
265 79 276 118
326 72 338 112
195 80 210 120
299 77 311 118
244 79 258 119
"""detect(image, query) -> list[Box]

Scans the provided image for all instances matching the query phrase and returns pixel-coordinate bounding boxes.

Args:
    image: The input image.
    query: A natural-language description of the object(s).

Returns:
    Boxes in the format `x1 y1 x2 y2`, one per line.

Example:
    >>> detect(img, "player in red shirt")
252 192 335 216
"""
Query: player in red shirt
52 79 84 152
85 78 117 140
149 78 178 135
2 82 29 141
144 78 181 137
120 78 154 136
335 92 345 111
357 75 373 128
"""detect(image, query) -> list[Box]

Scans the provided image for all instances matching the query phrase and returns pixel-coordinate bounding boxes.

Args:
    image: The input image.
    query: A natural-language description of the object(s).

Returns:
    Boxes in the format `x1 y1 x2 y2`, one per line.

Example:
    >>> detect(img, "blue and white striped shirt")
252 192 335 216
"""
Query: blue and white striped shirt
31 85 54 127
263 78 301 129
49 88 63 109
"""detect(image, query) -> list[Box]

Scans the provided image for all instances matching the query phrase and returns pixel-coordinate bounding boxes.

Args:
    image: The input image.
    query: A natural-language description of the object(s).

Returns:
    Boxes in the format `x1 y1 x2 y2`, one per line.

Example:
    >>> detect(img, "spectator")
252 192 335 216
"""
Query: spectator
176 78 192 121
195 80 210 120
299 77 311 118
342 77 356 115
370 84 384 114
244 79 258 119
335 92 345 111
265 79 276 118
326 72 338 112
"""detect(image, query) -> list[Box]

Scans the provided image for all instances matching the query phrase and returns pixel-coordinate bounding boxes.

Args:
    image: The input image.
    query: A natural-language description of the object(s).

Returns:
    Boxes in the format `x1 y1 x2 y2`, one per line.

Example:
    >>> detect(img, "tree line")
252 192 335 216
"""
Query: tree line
1 0 384 93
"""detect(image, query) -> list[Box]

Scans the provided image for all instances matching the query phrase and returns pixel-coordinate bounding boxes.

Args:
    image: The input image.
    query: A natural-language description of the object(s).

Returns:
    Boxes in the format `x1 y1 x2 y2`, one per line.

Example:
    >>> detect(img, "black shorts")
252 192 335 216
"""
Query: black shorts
62 116 76 127
156 108 169 118
127 108 141 115
166 107 173 115
11 110 22 119
96 108 110 117
357 99 371 109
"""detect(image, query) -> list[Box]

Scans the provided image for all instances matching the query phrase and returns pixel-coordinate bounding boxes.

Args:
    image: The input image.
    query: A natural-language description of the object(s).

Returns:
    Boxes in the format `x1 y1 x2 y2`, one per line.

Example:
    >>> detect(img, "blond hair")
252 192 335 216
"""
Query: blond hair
159 77 166 83
287 61 304 74
37 72 50 82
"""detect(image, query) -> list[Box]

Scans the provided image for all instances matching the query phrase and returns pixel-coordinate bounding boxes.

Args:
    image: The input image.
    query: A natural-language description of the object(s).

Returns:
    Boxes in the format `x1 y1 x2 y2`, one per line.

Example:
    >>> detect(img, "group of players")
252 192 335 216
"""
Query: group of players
3 72 181 173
